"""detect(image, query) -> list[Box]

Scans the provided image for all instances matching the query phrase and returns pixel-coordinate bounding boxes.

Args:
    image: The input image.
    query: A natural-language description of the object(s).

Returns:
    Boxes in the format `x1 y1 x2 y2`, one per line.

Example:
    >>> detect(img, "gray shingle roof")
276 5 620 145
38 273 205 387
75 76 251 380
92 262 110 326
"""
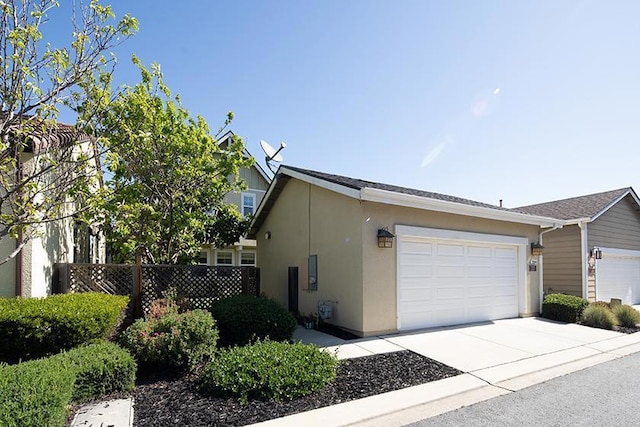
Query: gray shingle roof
513 188 631 220
284 166 509 210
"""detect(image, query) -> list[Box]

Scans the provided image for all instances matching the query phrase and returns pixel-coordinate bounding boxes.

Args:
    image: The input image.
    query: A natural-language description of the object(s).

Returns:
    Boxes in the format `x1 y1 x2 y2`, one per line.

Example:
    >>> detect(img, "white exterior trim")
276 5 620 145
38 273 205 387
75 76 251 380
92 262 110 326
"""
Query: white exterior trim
579 222 588 299
366 188 559 227
599 247 640 258
281 167 361 199
590 189 639 222
394 225 528 329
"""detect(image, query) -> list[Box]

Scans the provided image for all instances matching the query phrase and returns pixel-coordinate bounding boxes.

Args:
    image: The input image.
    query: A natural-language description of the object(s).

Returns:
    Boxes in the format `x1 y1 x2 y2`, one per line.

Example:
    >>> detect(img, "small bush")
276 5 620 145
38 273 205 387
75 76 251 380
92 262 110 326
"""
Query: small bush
582 304 618 330
120 309 217 370
146 286 190 320
541 293 590 323
592 301 611 309
612 304 640 328
211 295 297 346
200 340 338 402
0 293 129 361
53 342 137 402
0 358 75 427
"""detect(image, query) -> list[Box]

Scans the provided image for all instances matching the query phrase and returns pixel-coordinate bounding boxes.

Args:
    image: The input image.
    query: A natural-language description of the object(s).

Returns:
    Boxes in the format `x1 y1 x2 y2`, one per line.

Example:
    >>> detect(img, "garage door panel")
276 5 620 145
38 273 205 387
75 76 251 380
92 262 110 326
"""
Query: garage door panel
597 253 640 304
399 235 520 330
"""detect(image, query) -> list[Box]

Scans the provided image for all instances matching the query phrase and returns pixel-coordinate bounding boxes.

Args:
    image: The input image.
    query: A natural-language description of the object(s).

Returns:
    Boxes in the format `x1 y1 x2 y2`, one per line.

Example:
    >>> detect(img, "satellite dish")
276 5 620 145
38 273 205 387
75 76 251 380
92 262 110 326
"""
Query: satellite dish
260 139 286 172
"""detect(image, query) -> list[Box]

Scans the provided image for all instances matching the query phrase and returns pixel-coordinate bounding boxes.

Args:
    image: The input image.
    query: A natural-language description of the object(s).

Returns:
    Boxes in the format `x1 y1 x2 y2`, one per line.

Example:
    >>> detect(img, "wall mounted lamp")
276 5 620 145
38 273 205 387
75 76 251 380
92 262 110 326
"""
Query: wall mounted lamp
591 247 602 259
531 242 544 256
377 228 395 248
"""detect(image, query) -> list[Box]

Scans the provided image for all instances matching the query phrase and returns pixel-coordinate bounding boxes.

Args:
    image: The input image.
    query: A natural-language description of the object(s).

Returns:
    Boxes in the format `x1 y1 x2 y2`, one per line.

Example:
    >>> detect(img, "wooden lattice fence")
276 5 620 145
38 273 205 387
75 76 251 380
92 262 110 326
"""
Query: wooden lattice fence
55 263 260 318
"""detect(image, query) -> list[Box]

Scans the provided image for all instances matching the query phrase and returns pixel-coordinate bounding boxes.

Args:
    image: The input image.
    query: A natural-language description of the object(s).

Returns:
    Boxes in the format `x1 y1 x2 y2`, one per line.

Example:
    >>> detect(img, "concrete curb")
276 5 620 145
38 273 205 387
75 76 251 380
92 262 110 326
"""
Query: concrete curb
70 397 134 427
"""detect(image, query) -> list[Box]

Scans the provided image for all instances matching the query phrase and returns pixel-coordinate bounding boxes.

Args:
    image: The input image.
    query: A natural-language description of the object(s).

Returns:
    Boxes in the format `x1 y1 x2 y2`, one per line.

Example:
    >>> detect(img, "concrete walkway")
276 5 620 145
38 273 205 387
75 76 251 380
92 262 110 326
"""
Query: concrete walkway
70 318 640 427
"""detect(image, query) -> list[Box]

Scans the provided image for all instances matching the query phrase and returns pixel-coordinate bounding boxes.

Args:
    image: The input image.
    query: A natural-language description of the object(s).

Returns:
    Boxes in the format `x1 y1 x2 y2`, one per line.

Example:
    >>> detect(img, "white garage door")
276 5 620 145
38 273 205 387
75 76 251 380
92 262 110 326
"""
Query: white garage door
596 248 640 304
397 226 524 331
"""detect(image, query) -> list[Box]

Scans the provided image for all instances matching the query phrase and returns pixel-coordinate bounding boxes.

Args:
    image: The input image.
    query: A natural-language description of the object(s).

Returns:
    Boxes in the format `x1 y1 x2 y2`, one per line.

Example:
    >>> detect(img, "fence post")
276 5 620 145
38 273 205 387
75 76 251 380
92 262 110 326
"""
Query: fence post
54 263 70 294
134 254 143 318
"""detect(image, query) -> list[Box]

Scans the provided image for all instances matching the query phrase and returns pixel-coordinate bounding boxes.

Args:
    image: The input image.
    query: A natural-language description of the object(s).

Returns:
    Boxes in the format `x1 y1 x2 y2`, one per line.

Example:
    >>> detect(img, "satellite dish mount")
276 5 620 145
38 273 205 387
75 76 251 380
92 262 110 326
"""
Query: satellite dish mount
260 139 286 173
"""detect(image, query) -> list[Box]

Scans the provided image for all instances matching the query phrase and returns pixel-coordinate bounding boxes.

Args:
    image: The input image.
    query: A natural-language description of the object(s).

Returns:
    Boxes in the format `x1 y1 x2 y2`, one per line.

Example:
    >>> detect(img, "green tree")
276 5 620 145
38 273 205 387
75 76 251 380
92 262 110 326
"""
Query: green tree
96 57 253 264
0 0 137 265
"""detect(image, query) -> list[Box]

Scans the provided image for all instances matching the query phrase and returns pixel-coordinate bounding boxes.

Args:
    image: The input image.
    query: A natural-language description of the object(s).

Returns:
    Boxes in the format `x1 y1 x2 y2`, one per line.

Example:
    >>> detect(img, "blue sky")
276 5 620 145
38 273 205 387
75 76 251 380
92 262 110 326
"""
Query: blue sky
54 1 640 208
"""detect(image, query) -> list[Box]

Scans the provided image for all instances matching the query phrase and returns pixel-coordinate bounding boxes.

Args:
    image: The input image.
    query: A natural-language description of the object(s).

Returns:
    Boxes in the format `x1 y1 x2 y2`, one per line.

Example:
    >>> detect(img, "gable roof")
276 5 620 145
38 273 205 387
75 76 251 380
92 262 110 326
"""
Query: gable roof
248 166 560 238
514 188 637 222
217 130 271 183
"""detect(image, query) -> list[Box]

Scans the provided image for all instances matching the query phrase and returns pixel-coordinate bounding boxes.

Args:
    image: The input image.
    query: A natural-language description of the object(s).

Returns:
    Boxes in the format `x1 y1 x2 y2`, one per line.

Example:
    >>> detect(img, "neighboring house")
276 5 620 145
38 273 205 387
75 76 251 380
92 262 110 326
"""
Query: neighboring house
198 131 271 268
248 166 561 337
0 121 105 298
515 188 640 304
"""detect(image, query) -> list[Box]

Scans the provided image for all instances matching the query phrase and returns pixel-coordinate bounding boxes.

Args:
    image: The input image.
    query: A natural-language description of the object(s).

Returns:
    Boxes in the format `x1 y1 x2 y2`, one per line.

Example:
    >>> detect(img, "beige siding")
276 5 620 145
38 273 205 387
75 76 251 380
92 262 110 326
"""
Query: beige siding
256 180 364 333
589 195 640 250
239 166 269 192
361 202 542 336
540 225 582 296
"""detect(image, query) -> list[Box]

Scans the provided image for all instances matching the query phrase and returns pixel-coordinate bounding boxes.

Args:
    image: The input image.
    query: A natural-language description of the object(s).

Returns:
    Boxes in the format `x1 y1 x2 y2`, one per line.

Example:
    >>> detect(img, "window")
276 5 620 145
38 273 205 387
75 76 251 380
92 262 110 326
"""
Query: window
198 251 209 265
242 193 256 216
240 251 256 266
216 250 233 266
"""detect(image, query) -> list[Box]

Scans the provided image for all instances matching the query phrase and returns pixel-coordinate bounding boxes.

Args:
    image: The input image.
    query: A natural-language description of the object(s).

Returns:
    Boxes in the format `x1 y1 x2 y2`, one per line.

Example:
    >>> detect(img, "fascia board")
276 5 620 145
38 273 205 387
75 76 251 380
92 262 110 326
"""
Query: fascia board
590 189 635 222
280 167 361 200
361 187 560 227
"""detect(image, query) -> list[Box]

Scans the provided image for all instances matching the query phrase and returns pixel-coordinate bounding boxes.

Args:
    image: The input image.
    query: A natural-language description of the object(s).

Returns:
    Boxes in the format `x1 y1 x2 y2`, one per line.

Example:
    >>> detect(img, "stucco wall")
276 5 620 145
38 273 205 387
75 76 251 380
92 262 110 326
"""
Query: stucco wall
0 237 16 297
256 179 364 333
361 201 542 335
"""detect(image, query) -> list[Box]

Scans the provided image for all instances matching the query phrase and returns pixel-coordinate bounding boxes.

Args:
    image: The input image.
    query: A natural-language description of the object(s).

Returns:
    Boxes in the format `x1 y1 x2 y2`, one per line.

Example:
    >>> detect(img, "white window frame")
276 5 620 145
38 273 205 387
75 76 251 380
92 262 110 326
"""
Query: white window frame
241 192 257 216
240 250 257 267
215 250 234 266
198 250 209 265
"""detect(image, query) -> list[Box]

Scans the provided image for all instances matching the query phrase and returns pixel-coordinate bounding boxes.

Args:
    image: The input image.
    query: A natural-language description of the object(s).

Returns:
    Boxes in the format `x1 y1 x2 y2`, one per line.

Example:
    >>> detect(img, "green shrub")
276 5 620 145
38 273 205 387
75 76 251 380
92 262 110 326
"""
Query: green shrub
0 293 129 361
541 293 590 323
119 309 217 370
200 340 338 402
582 304 618 330
53 342 137 402
0 358 75 427
612 304 640 328
211 295 297 346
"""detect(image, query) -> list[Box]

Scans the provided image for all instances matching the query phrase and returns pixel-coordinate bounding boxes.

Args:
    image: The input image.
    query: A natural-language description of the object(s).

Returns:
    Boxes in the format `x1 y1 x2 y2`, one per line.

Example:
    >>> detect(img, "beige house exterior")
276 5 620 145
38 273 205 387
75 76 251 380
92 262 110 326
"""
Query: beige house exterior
249 166 560 337
517 188 640 304
198 131 270 268
0 124 105 298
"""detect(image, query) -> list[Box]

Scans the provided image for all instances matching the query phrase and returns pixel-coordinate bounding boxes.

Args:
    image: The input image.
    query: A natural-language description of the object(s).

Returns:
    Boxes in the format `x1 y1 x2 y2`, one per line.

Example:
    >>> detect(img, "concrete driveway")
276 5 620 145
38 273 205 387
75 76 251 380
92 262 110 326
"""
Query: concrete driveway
381 317 622 373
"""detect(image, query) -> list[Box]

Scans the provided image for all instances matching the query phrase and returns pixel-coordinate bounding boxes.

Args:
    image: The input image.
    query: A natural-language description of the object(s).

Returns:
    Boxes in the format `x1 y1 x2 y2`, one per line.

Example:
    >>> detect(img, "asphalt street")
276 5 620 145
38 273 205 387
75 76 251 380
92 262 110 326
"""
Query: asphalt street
407 351 640 427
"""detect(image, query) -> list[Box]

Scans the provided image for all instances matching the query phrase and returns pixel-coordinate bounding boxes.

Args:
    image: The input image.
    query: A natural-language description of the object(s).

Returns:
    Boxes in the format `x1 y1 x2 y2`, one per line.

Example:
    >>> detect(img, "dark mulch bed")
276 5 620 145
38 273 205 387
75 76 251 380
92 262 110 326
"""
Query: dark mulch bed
133 350 461 426
614 325 640 334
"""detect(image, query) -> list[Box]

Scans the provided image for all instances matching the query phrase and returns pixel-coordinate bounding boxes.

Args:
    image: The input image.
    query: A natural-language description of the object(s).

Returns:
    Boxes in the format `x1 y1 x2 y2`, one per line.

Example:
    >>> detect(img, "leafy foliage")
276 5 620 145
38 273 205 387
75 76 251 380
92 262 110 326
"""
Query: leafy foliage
200 340 338 402
0 0 138 265
581 304 618 330
541 293 590 323
0 357 75 427
0 342 136 426
211 295 298 347
0 293 129 361
52 342 137 402
612 304 640 328
94 57 253 264
119 309 218 371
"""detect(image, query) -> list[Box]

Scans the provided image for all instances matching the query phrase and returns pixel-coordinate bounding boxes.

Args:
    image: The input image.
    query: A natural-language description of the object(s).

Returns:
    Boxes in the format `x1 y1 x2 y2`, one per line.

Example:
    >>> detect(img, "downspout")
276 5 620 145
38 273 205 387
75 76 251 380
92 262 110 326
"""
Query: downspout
578 221 588 300
538 223 563 311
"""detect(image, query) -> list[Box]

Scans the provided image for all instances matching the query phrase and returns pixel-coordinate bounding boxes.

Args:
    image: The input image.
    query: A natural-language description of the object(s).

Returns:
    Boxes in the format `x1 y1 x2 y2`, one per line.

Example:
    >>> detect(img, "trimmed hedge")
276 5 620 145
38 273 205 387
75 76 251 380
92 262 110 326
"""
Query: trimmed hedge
0 293 129 361
582 304 617 330
119 309 218 371
200 340 338 402
210 295 297 346
53 342 137 402
0 342 136 426
541 293 589 323
0 358 75 427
